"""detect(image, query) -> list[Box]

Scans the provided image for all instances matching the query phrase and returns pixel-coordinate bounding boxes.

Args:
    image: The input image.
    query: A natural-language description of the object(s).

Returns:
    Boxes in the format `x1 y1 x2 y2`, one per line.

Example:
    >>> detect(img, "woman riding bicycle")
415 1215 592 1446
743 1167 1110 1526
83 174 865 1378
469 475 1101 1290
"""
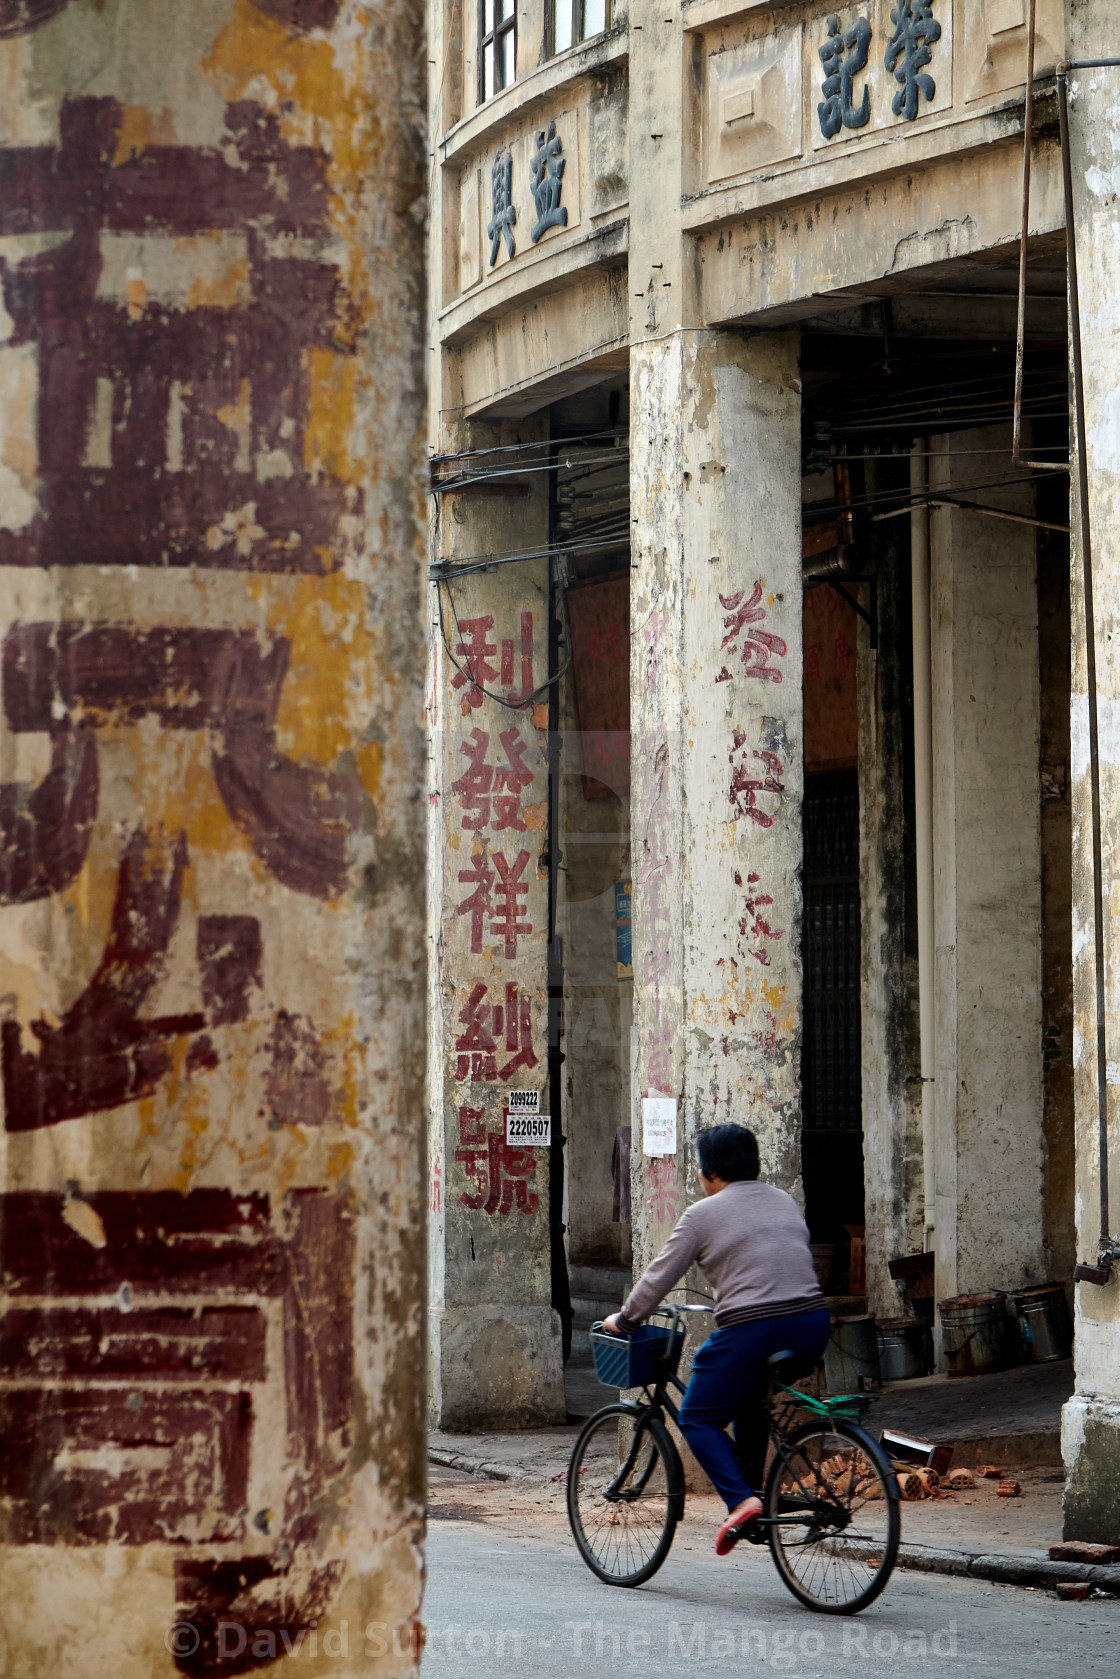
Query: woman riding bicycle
602 1123 830 1556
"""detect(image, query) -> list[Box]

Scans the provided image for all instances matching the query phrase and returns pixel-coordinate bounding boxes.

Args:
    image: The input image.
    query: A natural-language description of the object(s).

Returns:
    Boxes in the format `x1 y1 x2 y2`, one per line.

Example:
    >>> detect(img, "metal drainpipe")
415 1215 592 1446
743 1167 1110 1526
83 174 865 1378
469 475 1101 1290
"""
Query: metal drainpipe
1012 0 1037 470
1055 58 1120 1284
546 448 574 1358
910 448 936 1267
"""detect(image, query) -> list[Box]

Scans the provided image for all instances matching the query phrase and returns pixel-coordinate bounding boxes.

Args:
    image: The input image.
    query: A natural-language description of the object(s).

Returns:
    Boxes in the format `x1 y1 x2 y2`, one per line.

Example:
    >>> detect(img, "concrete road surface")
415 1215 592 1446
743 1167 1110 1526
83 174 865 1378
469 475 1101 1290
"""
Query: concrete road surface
423 1508 1120 1679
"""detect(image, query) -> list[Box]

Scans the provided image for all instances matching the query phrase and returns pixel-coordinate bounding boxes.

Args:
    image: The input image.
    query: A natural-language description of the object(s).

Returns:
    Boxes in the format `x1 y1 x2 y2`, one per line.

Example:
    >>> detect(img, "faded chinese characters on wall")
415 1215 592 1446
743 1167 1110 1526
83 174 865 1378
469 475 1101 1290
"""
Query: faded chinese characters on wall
713 581 790 1014
0 0 425 1661
445 606 547 1217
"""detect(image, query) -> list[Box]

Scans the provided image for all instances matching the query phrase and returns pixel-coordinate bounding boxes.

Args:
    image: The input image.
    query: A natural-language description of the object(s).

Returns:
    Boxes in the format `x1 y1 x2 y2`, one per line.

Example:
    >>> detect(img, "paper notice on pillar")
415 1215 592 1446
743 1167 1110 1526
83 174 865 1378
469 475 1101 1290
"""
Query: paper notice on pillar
507 1089 541 1113
506 1110 551 1146
642 1096 678 1157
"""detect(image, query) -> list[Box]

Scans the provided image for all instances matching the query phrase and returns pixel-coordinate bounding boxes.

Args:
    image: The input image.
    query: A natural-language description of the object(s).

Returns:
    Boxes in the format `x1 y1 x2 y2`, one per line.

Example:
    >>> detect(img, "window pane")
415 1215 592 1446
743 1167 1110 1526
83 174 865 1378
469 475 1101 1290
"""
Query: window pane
483 0 494 34
553 0 572 52
582 0 606 37
497 0 512 19
483 40 494 99
499 28 514 86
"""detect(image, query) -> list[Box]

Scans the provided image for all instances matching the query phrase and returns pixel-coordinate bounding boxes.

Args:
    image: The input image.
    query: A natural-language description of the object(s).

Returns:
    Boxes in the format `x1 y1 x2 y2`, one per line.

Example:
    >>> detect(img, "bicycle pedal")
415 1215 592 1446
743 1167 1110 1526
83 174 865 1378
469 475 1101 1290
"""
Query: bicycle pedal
738 1522 768 1546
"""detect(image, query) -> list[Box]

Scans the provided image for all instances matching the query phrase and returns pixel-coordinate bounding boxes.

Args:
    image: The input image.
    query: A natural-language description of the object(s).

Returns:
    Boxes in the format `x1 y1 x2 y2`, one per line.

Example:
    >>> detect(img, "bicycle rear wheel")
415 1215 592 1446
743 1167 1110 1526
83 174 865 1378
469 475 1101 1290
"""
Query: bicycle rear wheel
567 1404 683 1586
764 1418 900 1614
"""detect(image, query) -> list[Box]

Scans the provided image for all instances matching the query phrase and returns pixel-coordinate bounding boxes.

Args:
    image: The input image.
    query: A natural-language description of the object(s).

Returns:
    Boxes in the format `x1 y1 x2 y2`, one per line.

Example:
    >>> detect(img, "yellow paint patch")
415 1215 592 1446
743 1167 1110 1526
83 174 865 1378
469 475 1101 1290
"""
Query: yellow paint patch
171 1045 215 1191
215 379 251 436
56 845 120 980
131 734 254 865
521 799 547 833
201 0 376 326
327 1141 355 1183
304 346 360 486
112 104 176 166
270 571 372 766
354 740 385 800
137 1094 161 1141
127 274 147 321
320 1014 360 1129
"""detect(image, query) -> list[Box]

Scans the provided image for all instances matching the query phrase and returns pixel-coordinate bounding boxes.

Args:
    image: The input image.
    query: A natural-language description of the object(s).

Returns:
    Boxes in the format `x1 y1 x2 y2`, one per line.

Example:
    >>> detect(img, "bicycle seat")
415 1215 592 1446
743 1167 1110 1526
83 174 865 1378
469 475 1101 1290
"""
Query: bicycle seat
766 1348 819 1384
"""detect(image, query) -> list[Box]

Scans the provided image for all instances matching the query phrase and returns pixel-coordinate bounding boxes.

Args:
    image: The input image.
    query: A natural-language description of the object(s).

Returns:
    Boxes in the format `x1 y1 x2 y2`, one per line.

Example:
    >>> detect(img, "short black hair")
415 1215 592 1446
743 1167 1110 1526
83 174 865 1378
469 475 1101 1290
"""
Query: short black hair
696 1124 760 1183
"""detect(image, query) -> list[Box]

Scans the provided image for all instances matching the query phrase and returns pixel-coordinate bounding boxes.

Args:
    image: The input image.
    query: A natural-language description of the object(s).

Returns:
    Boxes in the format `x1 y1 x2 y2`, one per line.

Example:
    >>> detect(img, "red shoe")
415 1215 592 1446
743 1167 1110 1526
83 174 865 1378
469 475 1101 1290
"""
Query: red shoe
715 1496 762 1556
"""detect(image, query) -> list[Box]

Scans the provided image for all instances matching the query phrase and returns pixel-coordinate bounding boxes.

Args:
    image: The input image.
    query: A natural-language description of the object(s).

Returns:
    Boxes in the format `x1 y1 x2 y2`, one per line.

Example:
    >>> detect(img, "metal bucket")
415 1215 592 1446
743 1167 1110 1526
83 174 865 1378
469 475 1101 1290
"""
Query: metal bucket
876 1316 932 1381
938 1291 1016 1378
1009 1283 1073 1363
824 1313 881 1393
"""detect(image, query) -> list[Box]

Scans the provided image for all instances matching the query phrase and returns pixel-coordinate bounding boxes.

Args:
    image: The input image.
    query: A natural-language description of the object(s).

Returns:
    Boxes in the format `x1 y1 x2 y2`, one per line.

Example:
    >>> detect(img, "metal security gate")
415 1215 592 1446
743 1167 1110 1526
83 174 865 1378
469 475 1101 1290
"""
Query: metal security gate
802 771 861 1131
801 769 864 1242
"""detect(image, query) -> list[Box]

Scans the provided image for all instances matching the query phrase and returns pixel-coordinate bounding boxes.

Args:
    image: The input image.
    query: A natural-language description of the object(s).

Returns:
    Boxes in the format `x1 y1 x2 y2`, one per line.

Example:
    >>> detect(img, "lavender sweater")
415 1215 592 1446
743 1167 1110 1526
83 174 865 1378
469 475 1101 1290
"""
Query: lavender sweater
617 1179 824 1333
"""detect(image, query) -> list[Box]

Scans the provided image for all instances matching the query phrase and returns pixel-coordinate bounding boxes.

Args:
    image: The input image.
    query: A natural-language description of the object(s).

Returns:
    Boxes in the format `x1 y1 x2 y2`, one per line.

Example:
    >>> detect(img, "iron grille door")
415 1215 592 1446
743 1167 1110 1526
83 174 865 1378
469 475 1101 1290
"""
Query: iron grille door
802 770 861 1131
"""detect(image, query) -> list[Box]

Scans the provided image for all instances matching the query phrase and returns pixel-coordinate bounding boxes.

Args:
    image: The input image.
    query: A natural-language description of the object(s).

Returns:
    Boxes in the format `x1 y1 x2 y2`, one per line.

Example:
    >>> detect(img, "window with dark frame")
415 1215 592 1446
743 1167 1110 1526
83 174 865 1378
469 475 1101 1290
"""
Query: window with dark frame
479 0 516 103
550 0 609 56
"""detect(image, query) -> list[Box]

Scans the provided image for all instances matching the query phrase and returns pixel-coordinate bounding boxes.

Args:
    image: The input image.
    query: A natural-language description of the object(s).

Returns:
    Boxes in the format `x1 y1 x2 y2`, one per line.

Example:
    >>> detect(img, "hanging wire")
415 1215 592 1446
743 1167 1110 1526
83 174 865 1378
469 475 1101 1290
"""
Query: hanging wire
435 571 573 713
802 465 1069 528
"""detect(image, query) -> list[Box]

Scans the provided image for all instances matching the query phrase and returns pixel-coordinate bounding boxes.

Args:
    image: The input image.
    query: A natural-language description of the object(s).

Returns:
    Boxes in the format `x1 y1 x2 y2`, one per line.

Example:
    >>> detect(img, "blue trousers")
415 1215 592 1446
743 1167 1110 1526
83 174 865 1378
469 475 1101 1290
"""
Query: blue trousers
677 1307 831 1511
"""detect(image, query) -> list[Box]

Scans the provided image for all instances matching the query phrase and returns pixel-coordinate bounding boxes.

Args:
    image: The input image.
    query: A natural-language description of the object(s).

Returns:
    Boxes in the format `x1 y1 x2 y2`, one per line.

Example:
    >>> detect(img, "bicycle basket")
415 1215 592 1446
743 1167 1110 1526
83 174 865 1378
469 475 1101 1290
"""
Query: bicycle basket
590 1322 684 1388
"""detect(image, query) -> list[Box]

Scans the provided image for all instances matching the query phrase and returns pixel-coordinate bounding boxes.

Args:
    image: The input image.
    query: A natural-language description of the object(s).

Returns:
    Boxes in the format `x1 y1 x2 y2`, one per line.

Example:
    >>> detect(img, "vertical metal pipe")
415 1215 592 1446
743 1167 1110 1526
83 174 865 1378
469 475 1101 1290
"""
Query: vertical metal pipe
1012 0 1037 466
911 447 936 1253
1058 67 1112 1259
546 448 573 1359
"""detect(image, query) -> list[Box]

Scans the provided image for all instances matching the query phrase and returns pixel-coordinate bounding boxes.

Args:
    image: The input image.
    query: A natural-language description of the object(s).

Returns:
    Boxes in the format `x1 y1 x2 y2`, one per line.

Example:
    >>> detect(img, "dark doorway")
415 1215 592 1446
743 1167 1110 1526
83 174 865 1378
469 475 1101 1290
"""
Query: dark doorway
801 768 865 1244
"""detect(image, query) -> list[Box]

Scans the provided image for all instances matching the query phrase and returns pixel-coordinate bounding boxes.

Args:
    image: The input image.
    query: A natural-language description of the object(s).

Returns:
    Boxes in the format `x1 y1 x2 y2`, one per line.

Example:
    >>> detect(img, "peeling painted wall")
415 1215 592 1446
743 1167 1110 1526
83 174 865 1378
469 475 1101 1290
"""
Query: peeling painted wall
0 1 428 1671
1063 0 1120 1546
629 327 804 1275
427 418 564 1430
928 430 1046 1306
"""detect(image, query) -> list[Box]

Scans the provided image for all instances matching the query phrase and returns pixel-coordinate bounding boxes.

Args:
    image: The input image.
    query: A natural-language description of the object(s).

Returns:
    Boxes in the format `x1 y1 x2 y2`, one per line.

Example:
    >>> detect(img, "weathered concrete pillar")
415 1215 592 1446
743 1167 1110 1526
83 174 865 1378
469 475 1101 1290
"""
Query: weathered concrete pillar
629 328 803 1275
857 461 922 1318
928 430 1046 1312
1062 12 1120 1543
427 419 565 1429
0 2 427 1671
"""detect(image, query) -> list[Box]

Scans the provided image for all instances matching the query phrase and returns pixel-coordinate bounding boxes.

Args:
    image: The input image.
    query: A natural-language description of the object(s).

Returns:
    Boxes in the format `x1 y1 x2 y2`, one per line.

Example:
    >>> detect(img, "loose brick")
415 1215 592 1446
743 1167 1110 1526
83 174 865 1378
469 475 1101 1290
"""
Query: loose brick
1050 1542 1120 1565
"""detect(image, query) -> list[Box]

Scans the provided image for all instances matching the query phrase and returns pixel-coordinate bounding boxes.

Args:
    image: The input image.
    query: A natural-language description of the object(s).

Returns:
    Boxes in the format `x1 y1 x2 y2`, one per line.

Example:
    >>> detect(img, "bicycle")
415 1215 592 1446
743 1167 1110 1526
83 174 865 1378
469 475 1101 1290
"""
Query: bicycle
566 1303 900 1614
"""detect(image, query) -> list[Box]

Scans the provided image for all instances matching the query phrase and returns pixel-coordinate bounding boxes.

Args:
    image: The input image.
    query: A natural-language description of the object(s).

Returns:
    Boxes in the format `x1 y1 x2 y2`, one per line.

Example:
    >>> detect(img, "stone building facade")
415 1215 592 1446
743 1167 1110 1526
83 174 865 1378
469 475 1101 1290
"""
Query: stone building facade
0 2 429 1673
427 0 1120 1541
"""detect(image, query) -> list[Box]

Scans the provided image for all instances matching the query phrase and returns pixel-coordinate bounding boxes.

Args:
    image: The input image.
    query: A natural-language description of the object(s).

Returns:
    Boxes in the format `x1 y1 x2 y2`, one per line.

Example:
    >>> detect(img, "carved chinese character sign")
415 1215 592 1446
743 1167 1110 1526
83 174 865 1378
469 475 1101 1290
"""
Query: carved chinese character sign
818 13 872 139
529 120 568 243
885 0 942 121
487 148 517 264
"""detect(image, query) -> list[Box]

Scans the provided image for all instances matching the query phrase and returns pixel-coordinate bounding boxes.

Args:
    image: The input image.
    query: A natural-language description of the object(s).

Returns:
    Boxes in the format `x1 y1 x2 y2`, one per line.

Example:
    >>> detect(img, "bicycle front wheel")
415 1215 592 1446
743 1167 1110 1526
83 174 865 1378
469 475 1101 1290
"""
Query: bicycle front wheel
764 1418 900 1614
567 1404 683 1586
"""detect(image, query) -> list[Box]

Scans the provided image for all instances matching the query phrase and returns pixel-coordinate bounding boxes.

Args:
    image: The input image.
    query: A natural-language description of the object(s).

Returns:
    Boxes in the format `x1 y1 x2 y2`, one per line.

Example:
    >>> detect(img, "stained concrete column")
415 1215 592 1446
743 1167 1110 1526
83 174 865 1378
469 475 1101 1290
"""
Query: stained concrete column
857 462 922 1317
427 419 565 1429
1062 11 1120 1543
927 430 1046 1316
629 328 804 1274
0 2 427 1671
